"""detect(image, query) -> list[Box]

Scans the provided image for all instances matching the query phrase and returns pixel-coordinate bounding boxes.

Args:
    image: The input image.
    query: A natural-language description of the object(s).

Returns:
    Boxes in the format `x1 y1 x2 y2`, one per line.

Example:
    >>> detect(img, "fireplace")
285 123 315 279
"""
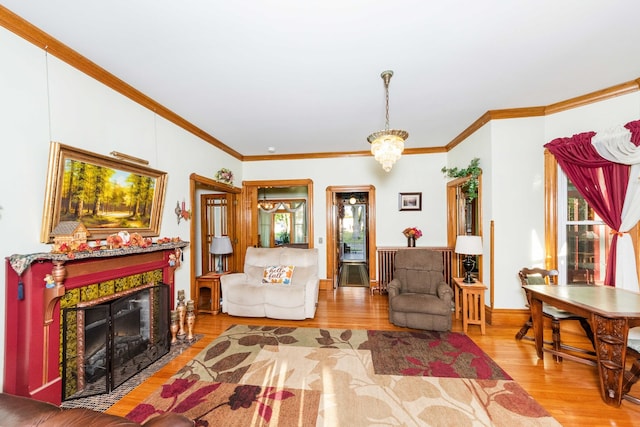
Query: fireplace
62 282 170 400
4 242 187 405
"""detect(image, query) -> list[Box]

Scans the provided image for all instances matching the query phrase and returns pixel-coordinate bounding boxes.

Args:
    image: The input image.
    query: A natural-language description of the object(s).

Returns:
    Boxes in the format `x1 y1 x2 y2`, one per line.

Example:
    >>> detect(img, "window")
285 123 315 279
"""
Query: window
556 168 611 285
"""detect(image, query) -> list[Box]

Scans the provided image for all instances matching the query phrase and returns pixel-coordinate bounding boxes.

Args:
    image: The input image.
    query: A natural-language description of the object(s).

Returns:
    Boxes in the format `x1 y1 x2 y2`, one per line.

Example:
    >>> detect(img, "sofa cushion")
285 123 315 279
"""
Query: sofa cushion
262 265 295 284
390 293 451 316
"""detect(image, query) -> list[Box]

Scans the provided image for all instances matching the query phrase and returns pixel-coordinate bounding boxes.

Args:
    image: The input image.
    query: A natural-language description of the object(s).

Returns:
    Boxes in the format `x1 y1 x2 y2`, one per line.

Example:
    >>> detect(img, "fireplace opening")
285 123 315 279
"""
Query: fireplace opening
62 282 170 401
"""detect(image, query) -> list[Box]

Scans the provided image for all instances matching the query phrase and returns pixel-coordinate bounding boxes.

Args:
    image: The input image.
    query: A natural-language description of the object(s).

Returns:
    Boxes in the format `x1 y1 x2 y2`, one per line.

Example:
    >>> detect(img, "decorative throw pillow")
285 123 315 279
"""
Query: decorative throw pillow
262 265 295 285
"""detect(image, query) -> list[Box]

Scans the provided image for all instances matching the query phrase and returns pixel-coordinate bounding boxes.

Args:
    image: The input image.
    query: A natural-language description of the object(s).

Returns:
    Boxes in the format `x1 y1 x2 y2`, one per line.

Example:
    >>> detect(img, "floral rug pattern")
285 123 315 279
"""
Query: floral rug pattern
127 325 561 426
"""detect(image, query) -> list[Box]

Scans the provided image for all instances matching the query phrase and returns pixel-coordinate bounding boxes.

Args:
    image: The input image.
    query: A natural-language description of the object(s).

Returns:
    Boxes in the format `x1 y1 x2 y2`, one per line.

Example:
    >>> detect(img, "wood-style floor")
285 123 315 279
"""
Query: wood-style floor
107 287 640 426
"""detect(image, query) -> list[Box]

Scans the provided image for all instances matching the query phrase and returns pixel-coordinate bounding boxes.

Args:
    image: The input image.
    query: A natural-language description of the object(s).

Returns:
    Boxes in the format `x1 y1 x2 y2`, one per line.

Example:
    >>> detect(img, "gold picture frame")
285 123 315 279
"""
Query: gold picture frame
40 142 167 243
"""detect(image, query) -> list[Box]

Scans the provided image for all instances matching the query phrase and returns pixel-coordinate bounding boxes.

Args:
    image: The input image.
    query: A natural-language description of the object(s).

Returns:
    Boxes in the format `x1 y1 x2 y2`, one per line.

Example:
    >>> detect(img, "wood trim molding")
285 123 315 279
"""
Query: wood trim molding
543 150 558 270
325 185 376 290
0 6 242 160
3 4 639 161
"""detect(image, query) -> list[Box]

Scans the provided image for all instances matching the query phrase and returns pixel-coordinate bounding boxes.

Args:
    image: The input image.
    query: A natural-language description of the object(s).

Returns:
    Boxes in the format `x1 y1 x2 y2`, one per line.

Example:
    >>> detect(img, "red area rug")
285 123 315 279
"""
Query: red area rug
365 329 512 380
127 325 561 426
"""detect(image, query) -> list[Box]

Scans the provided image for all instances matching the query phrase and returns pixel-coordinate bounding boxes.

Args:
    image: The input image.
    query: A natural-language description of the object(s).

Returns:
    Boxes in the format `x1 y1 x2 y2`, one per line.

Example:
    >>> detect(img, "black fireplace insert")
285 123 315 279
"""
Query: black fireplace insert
62 282 170 400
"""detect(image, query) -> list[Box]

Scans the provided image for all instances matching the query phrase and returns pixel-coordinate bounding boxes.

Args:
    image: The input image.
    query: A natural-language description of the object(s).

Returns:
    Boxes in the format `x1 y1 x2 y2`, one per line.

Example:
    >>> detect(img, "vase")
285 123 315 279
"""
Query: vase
407 236 416 247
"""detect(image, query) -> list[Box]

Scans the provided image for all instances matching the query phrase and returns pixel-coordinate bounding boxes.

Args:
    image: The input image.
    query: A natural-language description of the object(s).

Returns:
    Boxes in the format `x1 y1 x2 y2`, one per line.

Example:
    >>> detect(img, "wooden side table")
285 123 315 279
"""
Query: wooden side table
195 271 229 314
453 277 487 335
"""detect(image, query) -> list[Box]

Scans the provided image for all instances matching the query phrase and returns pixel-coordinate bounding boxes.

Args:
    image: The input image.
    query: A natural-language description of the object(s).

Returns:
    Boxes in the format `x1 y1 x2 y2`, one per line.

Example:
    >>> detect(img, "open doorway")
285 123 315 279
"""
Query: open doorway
338 193 368 287
325 185 377 290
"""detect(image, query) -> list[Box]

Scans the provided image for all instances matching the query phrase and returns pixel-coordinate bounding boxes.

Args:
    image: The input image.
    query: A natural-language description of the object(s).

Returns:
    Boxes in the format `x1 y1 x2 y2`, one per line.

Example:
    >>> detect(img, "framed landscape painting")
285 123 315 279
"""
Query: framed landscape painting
398 192 422 211
40 142 167 243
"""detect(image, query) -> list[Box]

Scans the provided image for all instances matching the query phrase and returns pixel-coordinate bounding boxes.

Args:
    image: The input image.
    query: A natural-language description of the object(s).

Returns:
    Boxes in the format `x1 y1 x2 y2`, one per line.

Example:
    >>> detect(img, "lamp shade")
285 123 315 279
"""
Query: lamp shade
454 235 483 255
209 236 233 255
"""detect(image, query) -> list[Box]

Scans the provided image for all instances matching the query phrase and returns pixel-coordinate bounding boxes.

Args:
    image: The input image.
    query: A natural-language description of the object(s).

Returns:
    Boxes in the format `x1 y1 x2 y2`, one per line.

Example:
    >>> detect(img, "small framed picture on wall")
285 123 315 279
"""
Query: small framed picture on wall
398 192 422 211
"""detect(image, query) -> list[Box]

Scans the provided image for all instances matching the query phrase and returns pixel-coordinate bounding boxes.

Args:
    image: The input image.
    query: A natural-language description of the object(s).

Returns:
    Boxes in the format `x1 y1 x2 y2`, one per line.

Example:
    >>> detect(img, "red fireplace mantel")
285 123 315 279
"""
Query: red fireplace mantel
3 241 187 404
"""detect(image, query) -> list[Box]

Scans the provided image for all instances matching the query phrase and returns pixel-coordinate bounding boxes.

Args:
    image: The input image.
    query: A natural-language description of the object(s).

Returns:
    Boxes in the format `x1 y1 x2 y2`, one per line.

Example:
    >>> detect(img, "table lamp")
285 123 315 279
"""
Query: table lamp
455 235 483 283
209 236 233 273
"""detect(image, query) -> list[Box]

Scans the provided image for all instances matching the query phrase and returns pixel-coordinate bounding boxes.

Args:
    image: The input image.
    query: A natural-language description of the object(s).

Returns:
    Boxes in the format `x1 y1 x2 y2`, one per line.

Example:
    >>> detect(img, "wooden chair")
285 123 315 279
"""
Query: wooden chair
516 267 595 362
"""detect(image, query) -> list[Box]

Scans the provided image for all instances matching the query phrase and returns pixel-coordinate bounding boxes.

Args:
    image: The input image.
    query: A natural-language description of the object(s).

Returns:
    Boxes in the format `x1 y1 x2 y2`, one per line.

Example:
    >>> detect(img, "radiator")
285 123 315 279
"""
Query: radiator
374 247 454 294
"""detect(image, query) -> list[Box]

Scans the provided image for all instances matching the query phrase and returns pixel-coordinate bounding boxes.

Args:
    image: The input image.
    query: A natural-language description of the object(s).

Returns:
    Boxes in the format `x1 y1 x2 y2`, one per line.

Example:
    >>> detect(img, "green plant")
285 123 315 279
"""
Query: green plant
441 157 481 201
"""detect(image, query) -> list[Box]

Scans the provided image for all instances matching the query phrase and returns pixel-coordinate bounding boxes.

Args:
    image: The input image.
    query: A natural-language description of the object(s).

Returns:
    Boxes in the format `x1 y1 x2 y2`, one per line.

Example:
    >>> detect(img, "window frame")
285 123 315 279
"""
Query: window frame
544 150 640 284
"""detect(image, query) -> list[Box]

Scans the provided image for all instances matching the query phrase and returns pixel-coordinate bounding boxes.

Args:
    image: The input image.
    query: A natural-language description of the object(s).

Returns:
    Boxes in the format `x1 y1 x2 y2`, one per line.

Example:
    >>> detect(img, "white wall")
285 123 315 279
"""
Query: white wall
243 152 449 276
0 27 240 389
448 94 640 311
3 20 640 392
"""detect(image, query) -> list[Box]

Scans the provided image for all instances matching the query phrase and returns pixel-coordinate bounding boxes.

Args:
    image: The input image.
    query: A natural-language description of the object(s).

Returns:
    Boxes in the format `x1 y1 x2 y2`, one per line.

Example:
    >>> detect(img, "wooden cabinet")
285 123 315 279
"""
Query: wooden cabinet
453 277 487 335
196 272 229 314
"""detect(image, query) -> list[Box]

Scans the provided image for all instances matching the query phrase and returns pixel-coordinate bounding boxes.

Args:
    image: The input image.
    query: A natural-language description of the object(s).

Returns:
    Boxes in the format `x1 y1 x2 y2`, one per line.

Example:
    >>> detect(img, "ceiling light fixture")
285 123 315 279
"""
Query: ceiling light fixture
367 70 408 172
258 187 274 211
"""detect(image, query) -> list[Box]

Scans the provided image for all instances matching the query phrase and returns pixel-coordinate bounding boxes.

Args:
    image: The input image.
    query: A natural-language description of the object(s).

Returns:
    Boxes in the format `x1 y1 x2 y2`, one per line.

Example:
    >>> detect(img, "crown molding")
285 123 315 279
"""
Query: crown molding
2 5 639 162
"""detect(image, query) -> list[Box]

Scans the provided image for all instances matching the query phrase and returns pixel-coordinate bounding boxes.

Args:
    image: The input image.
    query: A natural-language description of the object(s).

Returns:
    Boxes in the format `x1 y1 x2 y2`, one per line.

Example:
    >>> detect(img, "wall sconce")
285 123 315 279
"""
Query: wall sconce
175 200 191 224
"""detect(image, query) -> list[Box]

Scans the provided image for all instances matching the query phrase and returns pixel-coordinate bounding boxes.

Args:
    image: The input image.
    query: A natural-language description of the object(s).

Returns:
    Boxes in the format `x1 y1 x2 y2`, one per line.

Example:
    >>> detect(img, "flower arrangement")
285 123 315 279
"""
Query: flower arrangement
402 227 423 239
214 168 234 184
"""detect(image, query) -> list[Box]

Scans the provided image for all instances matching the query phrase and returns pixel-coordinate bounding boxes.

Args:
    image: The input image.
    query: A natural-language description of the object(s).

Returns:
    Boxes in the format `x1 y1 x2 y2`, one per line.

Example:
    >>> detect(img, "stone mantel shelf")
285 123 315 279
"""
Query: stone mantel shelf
8 240 189 276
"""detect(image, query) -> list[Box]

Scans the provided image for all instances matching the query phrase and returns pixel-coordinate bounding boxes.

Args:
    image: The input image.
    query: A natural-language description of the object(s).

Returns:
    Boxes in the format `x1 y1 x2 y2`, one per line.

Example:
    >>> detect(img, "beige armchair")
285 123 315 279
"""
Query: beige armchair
388 249 453 331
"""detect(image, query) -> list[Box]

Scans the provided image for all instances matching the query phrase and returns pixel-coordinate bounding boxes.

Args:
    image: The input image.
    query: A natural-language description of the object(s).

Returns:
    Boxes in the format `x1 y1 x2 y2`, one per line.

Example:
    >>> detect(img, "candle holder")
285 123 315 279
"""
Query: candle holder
169 310 179 344
186 300 196 341
176 290 186 338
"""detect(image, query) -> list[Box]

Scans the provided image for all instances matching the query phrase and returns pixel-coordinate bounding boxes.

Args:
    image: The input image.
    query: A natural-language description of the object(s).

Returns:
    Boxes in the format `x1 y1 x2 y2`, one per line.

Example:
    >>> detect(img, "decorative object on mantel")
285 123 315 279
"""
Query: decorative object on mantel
51 221 89 253
402 227 423 247
367 70 409 172
10 239 188 276
441 157 482 201
214 168 234 185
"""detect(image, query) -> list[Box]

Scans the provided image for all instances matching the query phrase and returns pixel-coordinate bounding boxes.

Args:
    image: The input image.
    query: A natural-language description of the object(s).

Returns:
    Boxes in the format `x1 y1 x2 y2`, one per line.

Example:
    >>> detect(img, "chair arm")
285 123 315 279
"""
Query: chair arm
436 282 453 301
388 278 402 298
220 273 250 293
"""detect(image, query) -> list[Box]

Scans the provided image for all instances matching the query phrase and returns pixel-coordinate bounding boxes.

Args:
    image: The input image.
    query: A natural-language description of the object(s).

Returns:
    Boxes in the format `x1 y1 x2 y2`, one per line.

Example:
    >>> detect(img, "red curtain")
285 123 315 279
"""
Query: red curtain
544 132 629 286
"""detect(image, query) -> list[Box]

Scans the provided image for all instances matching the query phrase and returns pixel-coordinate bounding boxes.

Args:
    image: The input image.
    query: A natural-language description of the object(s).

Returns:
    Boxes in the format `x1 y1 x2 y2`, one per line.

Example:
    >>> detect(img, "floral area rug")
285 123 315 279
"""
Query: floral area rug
127 325 561 427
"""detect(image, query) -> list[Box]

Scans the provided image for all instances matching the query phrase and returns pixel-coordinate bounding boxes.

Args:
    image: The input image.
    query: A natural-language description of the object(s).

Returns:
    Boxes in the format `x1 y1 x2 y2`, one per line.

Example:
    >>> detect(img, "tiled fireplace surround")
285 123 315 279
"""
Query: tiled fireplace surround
3 242 187 405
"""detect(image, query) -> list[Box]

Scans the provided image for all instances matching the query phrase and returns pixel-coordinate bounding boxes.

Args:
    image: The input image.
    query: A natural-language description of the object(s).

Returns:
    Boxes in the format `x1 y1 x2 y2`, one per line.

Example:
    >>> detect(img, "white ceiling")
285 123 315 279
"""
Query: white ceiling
3 1 640 156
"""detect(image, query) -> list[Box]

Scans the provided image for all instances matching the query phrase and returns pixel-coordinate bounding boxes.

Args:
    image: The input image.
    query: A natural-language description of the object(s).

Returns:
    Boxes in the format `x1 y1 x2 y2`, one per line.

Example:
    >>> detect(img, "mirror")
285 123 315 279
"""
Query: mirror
257 187 308 248
242 179 313 251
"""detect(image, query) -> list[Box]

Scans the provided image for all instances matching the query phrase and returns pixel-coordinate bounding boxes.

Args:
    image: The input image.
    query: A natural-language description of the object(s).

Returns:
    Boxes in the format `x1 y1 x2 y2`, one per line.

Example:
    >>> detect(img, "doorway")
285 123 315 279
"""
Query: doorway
338 193 368 287
326 185 377 290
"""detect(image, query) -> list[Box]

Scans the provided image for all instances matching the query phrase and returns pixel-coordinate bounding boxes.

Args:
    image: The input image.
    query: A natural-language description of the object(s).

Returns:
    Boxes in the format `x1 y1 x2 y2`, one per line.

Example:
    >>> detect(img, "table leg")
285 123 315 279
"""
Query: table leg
455 284 460 320
462 288 468 333
529 295 544 359
593 314 627 407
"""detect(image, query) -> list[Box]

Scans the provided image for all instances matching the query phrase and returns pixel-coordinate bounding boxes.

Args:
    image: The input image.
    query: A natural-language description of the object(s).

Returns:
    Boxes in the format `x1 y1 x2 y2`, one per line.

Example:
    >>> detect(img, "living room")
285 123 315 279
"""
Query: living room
2 3 640 425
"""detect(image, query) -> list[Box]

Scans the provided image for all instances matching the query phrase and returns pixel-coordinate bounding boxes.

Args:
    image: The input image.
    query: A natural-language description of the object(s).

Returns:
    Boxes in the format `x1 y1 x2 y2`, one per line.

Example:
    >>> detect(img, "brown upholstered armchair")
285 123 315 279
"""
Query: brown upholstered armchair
388 249 453 331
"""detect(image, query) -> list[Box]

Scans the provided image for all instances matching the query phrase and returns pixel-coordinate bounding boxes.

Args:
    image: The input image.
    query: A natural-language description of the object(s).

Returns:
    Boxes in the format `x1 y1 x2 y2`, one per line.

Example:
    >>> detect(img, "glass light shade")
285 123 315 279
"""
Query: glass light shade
367 130 408 172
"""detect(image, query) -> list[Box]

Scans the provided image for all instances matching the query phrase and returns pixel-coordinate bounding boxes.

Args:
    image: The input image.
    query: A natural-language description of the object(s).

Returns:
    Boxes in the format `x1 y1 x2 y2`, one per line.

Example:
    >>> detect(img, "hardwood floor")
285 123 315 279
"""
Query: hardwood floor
107 287 640 426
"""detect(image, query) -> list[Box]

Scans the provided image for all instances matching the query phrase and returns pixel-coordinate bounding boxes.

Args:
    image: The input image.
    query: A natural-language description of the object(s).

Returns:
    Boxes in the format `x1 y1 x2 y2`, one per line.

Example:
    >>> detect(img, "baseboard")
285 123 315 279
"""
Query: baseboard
486 307 530 327
319 278 332 291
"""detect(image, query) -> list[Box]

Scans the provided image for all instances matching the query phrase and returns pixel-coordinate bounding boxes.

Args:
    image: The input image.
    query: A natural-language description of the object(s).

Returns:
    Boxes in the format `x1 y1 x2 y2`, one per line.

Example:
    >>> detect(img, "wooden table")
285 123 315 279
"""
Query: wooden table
195 271 229 314
524 284 640 407
453 277 487 335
